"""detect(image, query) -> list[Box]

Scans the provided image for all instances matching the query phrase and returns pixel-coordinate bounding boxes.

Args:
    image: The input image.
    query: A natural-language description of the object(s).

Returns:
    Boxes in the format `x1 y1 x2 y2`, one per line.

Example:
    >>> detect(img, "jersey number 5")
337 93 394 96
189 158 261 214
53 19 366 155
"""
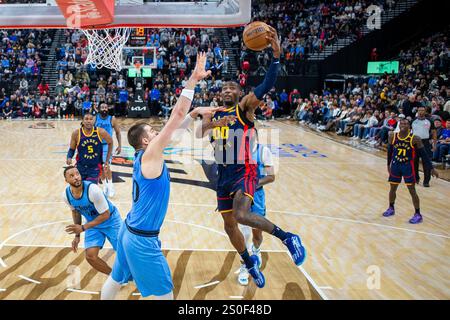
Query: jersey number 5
87 145 94 154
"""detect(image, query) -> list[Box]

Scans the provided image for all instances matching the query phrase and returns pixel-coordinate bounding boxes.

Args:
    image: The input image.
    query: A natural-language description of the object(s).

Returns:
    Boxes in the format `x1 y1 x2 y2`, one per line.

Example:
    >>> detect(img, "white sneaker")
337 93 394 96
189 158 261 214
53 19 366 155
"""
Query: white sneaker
108 184 115 198
238 264 249 286
252 245 262 268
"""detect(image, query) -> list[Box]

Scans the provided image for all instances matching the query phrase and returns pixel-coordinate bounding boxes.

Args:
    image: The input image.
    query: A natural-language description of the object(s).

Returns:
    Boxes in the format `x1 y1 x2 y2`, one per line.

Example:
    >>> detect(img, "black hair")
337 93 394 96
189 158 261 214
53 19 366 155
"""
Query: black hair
63 165 77 178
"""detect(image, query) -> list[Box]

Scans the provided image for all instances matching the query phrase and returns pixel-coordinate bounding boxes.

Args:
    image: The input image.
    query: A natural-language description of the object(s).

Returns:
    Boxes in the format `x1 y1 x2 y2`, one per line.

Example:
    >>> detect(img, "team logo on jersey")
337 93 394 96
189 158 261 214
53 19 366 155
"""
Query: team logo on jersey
81 138 100 160
394 140 412 163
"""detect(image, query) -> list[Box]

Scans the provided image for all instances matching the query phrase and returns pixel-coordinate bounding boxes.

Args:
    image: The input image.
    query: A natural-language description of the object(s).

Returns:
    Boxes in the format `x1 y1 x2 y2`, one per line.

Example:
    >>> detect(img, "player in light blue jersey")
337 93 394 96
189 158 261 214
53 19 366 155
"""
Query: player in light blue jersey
238 141 275 286
95 103 122 198
101 52 213 300
63 166 122 275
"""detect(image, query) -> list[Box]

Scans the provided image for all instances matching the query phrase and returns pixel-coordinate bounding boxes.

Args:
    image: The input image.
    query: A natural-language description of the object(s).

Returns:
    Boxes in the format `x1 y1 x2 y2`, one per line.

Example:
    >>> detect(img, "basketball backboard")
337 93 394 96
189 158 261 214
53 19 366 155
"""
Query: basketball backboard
0 0 251 29
122 47 157 68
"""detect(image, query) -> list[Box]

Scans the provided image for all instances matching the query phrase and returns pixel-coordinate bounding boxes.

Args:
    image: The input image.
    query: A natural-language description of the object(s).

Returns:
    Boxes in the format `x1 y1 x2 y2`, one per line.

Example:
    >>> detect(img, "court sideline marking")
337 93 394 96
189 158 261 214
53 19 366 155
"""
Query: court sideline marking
1 201 448 239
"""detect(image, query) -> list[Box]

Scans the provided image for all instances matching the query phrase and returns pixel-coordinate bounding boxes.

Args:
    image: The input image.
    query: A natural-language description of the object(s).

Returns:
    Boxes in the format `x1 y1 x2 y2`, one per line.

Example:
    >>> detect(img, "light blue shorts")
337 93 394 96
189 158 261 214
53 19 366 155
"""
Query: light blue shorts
111 222 173 297
251 188 266 216
84 212 122 250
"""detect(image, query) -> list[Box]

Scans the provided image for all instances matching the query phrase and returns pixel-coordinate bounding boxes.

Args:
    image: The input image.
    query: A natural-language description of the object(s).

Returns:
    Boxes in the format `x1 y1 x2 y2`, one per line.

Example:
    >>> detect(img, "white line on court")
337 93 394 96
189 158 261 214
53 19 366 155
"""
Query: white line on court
18 275 41 284
275 120 450 186
0 159 63 162
275 210 450 240
132 293 141 296
229 296 244 299
297 265 328 300
0 289 6 292
0 219 72 268
1 201 448 239
194 281 220 289
165 219 228 237
66 288 99 295
2 243 287 254
318 287 334 290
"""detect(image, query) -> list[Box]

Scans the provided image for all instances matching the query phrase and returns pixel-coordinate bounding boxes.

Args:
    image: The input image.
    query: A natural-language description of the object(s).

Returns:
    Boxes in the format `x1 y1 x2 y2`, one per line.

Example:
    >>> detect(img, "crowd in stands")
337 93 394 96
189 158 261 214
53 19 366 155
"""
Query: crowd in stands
0 27 229 119
0 2 448 166
288 31 449 164
238 0 396 75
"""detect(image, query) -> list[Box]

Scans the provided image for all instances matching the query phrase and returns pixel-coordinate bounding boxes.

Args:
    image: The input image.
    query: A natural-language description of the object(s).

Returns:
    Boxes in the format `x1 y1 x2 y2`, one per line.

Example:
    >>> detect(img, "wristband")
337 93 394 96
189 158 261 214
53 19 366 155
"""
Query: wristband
75 234 80 238
67 148 75 159
181 89 195 101
81 225 85 232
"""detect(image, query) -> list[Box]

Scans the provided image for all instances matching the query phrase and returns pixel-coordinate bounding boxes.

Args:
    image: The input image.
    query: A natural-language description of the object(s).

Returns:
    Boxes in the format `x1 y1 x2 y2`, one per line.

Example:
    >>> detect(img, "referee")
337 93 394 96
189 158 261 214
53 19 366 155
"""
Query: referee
412 106 437 187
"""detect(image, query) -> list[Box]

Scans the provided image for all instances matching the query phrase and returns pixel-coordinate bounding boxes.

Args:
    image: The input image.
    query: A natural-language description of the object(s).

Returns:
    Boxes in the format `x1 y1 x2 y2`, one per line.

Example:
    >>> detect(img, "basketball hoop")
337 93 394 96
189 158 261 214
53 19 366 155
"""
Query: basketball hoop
81 28 132 71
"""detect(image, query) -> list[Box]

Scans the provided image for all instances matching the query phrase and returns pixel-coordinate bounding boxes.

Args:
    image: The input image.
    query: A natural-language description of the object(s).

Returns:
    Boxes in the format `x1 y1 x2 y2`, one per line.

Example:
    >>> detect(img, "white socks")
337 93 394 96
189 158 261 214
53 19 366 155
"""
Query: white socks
101 276 121 300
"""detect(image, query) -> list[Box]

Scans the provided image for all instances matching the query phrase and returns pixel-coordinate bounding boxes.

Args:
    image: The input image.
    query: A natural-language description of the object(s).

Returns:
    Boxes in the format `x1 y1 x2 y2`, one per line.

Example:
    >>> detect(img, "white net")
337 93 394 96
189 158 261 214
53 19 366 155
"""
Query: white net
81 28 132 71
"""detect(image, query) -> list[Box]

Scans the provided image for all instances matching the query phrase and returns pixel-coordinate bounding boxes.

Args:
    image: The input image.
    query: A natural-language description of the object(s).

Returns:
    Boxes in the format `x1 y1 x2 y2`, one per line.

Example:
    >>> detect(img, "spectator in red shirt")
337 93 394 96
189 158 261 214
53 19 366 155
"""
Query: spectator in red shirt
32 104 42 119
38 81 49 95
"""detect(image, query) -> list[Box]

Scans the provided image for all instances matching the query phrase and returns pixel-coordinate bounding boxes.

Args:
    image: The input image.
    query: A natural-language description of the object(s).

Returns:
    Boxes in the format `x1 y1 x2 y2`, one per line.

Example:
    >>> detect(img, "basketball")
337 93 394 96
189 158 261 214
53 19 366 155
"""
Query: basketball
243 21 271 51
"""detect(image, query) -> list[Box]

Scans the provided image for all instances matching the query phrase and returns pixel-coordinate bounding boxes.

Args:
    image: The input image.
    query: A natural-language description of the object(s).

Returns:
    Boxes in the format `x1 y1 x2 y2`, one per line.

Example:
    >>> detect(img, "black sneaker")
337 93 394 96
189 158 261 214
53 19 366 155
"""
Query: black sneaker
423 183 430 188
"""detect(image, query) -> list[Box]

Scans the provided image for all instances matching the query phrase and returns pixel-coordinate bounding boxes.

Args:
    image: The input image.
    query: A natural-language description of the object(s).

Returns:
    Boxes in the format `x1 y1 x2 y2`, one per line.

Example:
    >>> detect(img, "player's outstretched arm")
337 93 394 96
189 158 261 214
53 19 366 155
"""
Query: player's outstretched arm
67 129 78 165
145 52 211 157
387 132 395 170
241 26 281 113
70 210 81 253
172 106 224 143
112 116 122 155
197 113 237 138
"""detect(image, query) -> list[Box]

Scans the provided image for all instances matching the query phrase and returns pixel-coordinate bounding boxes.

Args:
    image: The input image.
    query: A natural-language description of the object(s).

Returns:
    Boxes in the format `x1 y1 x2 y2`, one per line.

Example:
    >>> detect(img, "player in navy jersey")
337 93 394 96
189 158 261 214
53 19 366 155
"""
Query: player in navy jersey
95 103 122 197
384 118 439 224
101 53 213 300
63 166 122 275
67 112 113 184
198 27 306 288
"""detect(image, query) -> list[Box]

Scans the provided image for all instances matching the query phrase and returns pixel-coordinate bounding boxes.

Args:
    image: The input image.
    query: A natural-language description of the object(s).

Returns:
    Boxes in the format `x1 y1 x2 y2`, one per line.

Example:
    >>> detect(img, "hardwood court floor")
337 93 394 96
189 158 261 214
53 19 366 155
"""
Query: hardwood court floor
0 118 448 300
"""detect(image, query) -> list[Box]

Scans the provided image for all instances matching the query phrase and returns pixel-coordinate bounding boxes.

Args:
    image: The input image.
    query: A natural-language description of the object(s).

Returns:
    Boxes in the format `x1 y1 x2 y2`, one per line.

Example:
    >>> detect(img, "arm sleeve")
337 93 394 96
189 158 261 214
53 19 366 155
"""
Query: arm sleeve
88 185 109 214
261 146 274 167
62 191 75 210
254 58 280 100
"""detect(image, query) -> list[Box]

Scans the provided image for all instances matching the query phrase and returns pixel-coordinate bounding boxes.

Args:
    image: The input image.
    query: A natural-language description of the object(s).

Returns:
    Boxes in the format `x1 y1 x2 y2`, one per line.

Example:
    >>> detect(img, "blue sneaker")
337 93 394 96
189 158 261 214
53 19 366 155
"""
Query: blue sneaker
409 213 423 224
247 255 265 288
283 233 306 266
383 207 395 217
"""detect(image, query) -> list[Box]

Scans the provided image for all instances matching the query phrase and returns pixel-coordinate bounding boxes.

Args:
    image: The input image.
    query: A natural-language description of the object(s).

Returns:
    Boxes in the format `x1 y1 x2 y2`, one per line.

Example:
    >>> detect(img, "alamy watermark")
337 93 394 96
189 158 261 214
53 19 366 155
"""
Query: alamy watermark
367 5 382 30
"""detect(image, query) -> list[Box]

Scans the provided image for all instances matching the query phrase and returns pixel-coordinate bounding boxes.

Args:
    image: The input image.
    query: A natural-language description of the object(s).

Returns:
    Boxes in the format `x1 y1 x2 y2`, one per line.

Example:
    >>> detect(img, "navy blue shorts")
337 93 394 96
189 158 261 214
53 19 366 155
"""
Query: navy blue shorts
77 164 102 184
389 161 416 185
217 164 258 214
